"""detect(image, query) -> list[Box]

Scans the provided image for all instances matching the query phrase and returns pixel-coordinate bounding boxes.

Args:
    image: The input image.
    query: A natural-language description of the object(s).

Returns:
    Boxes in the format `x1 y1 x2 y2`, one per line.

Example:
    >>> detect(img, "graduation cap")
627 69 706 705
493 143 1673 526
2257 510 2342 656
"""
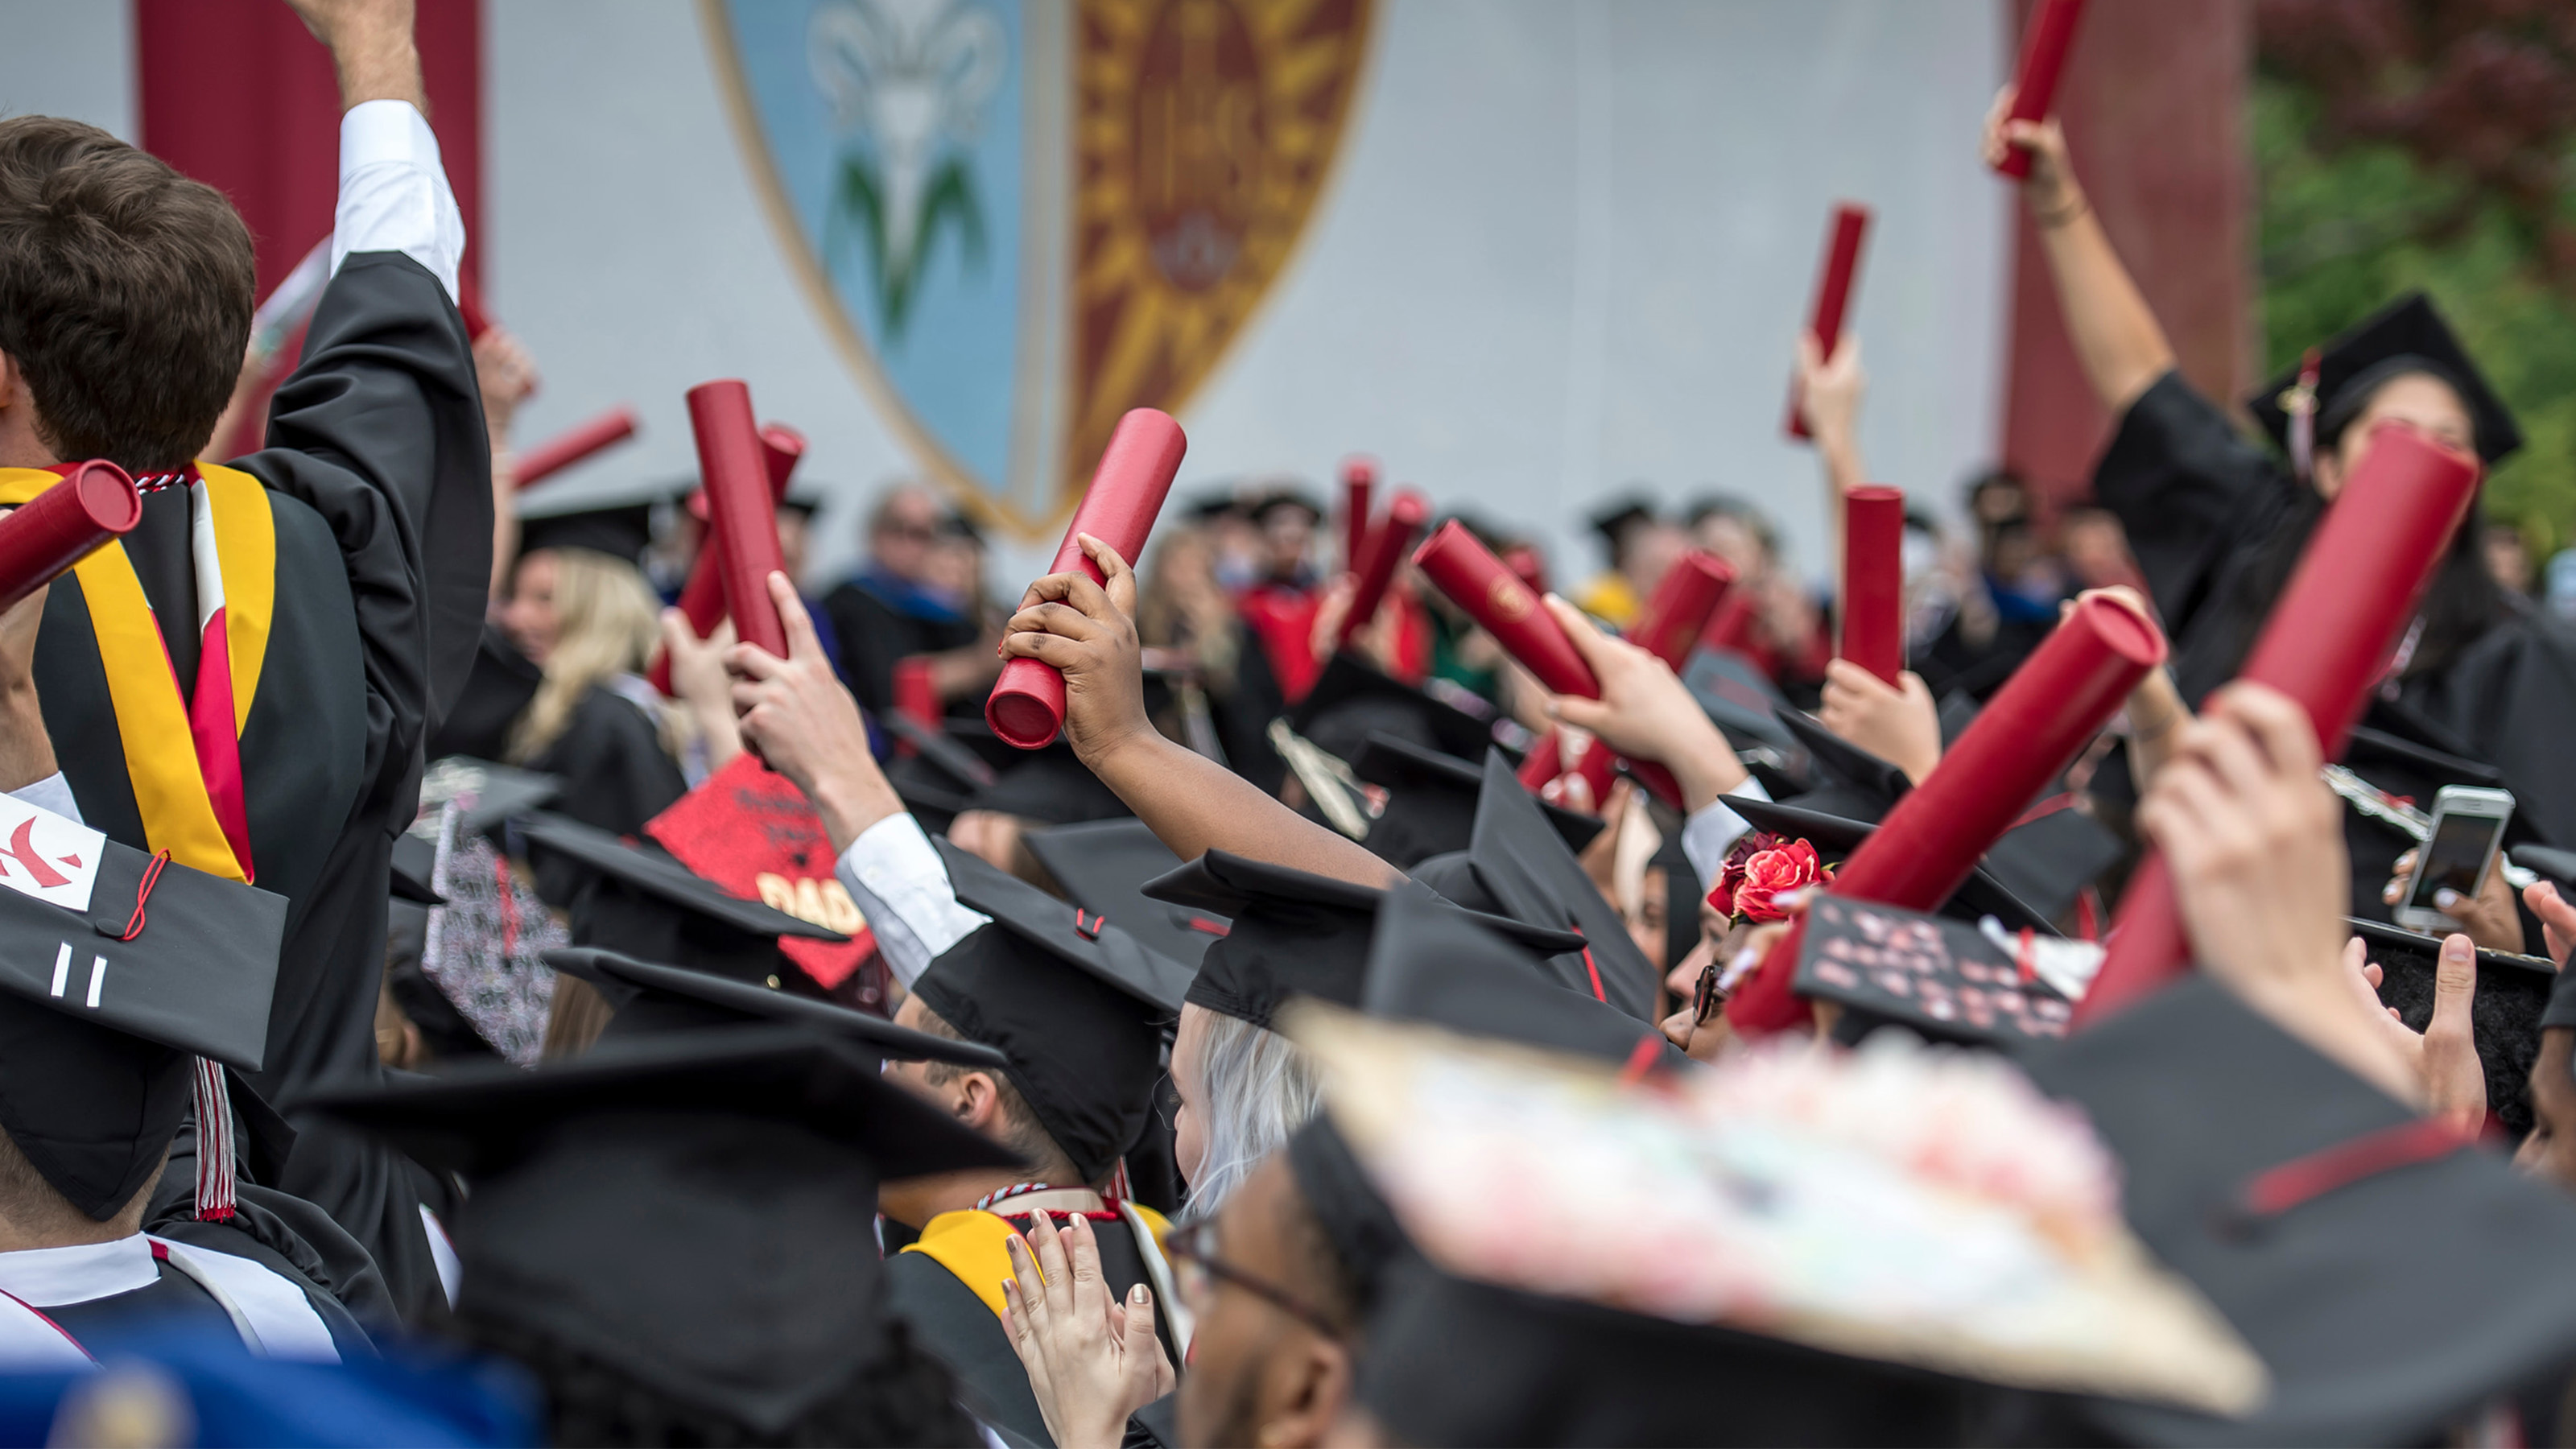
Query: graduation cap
1586 494 1658 551
1286 654 1493 766
0 812 289 1220
2348 917 2556 1139
1141 848 1583 1032
1362 881 1680 1070
1244 485 1323 522
389 832 444 906
2248 291 2521 466
513 474 689 566
1774 704 1913 819
963 745 1130 827
1680 647 1798 754
1349 732 1600 870
518 812 842 984
1456 751 1662 1022
299 1026 1021 1435
419 755 561 836
1725 794 2059 936
2028 975 2576 1444
910 842 1192 1184
542 947 1006 1069
1281 1115 1408 1323
1021 818 1229 969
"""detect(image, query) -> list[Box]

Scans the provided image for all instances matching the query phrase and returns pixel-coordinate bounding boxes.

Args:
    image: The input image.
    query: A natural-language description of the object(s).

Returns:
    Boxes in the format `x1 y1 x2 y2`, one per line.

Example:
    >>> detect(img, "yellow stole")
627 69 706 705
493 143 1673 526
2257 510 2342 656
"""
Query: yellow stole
0 465 275 881
902 1203 1174 1321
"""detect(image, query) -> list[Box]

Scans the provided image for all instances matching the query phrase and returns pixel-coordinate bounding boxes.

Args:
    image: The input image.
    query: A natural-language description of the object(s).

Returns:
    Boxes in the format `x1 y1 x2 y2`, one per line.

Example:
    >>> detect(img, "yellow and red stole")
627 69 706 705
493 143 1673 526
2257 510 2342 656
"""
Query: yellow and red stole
0 464 273 884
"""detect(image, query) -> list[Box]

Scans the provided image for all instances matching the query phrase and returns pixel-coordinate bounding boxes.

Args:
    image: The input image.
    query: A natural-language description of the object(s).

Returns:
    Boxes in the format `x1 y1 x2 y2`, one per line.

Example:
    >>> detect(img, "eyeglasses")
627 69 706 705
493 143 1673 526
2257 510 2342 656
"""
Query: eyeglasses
1164 1219 1342 1339
1691 960 1728 1026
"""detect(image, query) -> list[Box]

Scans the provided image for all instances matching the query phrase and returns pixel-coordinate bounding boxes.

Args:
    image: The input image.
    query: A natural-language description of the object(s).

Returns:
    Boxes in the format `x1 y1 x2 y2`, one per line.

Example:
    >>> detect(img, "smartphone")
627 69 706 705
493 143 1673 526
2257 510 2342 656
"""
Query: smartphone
2395 785 2516 932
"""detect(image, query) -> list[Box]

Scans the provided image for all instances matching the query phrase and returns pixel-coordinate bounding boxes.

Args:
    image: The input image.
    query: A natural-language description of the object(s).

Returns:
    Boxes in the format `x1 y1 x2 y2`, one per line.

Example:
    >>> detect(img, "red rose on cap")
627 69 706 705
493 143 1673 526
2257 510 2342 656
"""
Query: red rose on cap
1727 839 1831 924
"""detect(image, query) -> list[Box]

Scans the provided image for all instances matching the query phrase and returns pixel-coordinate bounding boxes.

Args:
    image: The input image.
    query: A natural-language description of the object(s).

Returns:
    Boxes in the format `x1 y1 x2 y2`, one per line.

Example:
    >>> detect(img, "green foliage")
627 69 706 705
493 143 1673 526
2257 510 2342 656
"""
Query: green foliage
2256 75 2576 555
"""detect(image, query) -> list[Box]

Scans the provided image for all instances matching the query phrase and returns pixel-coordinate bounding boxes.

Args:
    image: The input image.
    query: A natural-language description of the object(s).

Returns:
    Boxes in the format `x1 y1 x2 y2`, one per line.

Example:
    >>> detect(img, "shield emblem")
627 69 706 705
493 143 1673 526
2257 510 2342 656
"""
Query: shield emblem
703 0 1374 537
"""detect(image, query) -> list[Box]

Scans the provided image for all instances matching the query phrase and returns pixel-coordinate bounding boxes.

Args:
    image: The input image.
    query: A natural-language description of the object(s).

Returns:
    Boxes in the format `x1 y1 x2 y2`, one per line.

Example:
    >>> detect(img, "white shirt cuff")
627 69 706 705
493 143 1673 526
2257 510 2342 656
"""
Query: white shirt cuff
334 99 464 303
10 774 80 826
1680 776 1771 894
836 814 989 989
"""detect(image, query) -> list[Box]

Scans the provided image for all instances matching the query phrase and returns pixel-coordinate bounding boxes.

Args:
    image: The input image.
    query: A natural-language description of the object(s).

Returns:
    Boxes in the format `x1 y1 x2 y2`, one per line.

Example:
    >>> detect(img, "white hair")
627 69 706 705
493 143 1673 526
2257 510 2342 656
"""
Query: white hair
1182 1011 1322 1221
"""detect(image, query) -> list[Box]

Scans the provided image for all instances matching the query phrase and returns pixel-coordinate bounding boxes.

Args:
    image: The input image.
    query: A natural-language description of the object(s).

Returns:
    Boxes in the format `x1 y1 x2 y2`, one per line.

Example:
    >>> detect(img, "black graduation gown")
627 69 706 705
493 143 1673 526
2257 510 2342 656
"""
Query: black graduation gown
33 251 489 1321
823 578 981 720
2092 370 2576 885
524 685 687 841
39 1249 372 1361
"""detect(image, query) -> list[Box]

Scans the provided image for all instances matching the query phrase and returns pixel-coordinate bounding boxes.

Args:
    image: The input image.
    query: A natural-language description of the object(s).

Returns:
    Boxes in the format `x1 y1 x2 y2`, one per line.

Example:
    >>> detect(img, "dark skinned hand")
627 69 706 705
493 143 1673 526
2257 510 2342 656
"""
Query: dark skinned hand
997 534 1157 770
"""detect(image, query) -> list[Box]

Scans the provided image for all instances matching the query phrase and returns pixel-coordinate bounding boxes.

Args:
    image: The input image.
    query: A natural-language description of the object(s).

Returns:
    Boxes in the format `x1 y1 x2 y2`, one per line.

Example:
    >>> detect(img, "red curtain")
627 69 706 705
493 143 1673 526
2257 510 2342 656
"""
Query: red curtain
134 0 481 302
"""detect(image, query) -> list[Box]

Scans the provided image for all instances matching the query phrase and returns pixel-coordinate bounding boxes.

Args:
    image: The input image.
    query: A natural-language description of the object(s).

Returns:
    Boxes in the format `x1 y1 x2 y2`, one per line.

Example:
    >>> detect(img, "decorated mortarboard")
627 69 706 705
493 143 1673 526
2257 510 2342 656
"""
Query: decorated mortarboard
518 812 841 984
1363 881 1680 1071
1459 751 1662 1022
2028 975 2576 1444
1282 1005 2264 1445
1724 795 2059 936
1141 849 1584 1032
1286 654 1493 766
911 841 1191 1183
2248 291 2521 465
0 795 288 1220
1794 896 2086 1051
1021 818 1230 969
299 1026 1019 1435
2347 917 2556 1138
1349 732 1601 870
541 947 1006 1069
418 755 561 836
1680 647 1799 754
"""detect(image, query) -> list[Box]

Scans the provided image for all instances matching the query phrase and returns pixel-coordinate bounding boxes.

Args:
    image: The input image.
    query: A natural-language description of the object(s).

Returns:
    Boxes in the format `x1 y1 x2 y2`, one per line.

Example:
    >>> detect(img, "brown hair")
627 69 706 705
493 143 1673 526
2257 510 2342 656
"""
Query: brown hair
908 1001 1093 1188
0 117 255 469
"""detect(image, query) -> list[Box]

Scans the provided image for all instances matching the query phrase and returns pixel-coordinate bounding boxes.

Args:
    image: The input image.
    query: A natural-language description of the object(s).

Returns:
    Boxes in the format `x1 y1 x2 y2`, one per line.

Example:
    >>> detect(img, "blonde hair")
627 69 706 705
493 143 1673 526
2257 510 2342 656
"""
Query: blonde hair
506 548 683 763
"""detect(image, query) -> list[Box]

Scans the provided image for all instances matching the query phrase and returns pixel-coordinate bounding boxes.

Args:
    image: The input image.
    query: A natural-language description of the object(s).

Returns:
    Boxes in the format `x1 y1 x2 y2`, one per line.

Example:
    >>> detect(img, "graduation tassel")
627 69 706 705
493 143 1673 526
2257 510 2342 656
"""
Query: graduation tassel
192 1058 236 1222
2285 346 2322 485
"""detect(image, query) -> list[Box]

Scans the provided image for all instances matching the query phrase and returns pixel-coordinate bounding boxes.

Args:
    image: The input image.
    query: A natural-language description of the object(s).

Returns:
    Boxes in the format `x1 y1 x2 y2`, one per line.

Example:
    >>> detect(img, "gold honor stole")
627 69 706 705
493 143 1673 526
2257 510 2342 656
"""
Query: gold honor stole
902 1202 1176 1322
0 465 273 883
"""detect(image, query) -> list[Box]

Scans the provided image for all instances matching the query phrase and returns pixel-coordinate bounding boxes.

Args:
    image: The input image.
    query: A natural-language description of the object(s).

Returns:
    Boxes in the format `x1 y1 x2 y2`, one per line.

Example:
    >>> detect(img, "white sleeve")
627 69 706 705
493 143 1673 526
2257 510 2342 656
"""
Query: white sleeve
1680 776 1773 894
333 99 464 302
836 814 989 989
9 774 80 826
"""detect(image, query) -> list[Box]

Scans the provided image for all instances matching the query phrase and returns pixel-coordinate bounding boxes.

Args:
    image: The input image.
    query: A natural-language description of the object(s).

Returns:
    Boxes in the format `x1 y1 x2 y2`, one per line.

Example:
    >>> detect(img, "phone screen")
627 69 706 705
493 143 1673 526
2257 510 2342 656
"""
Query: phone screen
2407 811 2504 912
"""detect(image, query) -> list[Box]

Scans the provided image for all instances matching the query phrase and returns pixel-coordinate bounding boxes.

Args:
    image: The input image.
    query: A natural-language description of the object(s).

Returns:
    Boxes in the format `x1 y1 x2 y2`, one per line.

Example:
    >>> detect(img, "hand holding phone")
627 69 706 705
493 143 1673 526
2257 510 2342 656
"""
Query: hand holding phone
2395 786 2516 935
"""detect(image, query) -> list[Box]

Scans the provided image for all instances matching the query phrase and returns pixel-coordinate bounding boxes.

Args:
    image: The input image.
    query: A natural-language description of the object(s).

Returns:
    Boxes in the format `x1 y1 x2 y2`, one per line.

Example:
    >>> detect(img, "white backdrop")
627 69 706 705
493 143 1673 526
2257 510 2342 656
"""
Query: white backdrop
1 0 2008 594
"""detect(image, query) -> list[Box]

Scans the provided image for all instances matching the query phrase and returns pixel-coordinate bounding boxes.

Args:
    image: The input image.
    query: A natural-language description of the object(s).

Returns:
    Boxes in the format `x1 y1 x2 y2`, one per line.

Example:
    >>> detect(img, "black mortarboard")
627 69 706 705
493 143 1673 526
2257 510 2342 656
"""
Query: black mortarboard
1680 647 1799 753
513 502 656 565
389 832 444 906
873 709 997 793
518 812 842 983
1286 654 1493 765
910 843 1190 1183
1021 818 1229 969
301 1027 1019 1434
884 753 973 836
1142 849 1583 1031
2248 291 2521 465
1281 1116 1407 1323
2348 917 2556 1138
1725 794 2058 936
419 754 561 836
964 745 1131 827
1350 732 1600 869
1363 881 1678 1069
0 830 288 1219
1774 704 1913 819
541 947 1005 1068
2031 976 2576 1444
1587 495 1657 549
1245 485 1323 523
1459 751 1662 1022
1356 1259 1982 1448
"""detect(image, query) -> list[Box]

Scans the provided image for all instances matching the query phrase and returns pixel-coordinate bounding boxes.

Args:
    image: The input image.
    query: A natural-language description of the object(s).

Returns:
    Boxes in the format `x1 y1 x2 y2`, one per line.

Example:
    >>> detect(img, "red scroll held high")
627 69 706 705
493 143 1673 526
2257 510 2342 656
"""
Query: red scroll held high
1338 489 1430 650
1993 0 2087 180
1728 592 2165 1037
650 423 806 695
1341 456 1377 572
1786 203 1871 440
1839 485 1906 684
987 408 1189 749
2076 423 2483 1026
687 381 791 659
514 407 639 489
0 462 142 613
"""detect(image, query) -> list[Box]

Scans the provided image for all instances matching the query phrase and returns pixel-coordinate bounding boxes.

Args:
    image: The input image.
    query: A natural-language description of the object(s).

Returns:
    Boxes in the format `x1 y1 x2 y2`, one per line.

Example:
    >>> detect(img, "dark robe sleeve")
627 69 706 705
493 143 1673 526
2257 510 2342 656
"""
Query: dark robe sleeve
885 1252 1055 1447
2091 369 2286 642
2411 614 2576 850
824 582 911 718
233 250 493 822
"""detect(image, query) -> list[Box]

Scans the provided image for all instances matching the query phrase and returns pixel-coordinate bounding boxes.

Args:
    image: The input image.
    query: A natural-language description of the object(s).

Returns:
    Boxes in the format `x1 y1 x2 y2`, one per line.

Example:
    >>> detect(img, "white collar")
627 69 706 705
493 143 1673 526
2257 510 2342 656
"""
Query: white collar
0 1236 155 1307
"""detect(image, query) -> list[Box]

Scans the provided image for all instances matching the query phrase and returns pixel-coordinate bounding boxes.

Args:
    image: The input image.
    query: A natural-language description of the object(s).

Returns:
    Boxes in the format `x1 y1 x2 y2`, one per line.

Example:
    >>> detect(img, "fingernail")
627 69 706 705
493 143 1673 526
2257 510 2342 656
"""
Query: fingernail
1131 1284 1150 1302
2436 888 2462 910
2444 935 2473 961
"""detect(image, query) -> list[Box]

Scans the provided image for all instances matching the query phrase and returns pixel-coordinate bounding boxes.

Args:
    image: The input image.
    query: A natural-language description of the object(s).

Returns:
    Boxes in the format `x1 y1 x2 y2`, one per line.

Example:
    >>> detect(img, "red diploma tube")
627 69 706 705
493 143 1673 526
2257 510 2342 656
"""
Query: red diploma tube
1414 521 1596 698
687 381 791 660
760 424 807 493
1729 592 2165 1035
457 275 494 341
0 462 141 613
1516 735 1563 795
1339 489 1429 648
1501 543 1549 599
650 420 807 694
2078 424 2481 1024
1340 457 1377 572
1635 551 1734 668
1786 204 1872 440
1700 587 1758 655
515 407 639 489
987 408 1189 749
1994 0 2087 180
1839 486 1906 683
